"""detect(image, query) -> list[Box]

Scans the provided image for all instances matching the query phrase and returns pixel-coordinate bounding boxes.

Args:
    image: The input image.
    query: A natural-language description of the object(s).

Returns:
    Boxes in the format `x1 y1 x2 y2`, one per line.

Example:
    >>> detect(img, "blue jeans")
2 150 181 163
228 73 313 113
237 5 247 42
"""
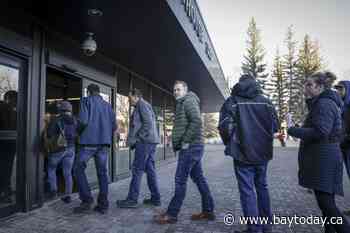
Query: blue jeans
47 147 75 195
234 160 272 233
127 143 160 202
75 146 109 208
167 144 214 218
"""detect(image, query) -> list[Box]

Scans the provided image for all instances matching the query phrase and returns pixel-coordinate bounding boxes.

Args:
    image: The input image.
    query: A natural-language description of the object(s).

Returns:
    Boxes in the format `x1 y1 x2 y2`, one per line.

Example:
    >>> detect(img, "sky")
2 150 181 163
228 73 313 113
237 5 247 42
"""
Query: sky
197 0 350 85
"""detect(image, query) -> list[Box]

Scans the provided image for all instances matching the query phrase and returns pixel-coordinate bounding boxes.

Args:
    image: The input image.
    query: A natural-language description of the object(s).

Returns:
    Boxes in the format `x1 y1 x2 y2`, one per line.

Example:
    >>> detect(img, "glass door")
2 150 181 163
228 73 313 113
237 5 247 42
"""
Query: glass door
0 52 26 217
82 79 113 185
115 93 130 177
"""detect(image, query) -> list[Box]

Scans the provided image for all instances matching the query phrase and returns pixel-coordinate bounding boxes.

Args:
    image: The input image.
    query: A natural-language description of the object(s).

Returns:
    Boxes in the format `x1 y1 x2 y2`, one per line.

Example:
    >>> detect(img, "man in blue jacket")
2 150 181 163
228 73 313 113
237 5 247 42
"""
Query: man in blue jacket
116 88 161 208
74 84 117 214
218 74 278 233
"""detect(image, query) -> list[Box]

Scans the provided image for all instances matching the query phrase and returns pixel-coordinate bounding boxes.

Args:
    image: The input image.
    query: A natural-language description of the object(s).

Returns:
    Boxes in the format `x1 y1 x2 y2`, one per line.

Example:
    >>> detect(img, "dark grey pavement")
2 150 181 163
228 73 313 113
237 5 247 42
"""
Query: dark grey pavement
0 143 350 233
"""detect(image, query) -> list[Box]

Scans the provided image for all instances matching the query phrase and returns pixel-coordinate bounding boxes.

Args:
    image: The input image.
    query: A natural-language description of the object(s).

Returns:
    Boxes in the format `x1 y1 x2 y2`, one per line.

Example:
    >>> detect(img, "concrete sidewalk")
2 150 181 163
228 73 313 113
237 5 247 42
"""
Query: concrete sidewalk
0 145 349 233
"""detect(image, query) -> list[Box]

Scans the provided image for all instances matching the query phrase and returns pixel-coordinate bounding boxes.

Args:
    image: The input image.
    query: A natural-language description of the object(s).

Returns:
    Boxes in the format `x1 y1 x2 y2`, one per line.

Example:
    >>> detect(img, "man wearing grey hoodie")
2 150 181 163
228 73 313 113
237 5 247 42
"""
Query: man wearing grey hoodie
154 80 215 224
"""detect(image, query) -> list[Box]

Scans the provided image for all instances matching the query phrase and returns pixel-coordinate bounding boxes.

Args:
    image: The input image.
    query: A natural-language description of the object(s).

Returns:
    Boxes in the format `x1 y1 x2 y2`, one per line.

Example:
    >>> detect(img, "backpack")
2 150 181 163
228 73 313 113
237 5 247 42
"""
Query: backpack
43 119 68 153
218 96 238 145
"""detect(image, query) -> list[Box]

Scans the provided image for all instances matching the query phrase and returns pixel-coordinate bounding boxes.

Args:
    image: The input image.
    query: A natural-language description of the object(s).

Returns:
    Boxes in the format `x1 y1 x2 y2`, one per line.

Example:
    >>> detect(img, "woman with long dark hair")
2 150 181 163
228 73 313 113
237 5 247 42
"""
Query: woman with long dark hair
288 71 350 233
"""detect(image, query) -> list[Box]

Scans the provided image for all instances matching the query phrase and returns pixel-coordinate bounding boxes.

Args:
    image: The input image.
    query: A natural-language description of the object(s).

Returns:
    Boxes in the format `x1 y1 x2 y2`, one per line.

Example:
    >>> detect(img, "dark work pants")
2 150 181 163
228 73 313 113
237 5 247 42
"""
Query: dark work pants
314 190 350 233
75 146 109 208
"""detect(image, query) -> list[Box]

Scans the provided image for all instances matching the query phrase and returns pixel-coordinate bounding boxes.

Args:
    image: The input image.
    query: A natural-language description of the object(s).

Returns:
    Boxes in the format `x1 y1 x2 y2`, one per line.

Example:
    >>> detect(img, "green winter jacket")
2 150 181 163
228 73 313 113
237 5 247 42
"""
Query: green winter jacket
172 91 203 151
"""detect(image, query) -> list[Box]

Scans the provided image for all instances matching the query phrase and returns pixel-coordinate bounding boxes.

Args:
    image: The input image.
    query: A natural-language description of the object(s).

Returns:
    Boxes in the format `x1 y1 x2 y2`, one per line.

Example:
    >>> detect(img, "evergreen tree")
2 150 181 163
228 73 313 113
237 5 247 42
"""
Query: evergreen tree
282 25 299 123
202 113 219 139
294 35 323 122
269 48 289 128
241 17 269 94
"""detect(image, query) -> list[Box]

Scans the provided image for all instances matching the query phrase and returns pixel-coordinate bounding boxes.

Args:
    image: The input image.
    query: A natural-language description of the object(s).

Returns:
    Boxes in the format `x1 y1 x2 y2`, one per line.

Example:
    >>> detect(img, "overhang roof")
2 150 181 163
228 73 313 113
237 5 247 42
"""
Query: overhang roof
23 0 229 112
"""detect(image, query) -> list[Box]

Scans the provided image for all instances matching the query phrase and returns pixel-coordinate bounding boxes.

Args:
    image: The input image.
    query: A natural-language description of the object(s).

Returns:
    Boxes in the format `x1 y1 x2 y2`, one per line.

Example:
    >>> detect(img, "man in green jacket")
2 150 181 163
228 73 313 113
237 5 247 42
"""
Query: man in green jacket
154 80 215 224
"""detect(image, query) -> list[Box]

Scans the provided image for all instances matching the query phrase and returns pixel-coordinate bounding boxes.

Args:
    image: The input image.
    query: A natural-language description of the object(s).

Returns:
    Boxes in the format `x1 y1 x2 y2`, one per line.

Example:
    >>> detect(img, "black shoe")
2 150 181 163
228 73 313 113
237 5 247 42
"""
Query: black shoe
93 205 108 214
306 189 313 194
116 199 138 208
61 196 72 204
143 198 161 207
73 202 92 214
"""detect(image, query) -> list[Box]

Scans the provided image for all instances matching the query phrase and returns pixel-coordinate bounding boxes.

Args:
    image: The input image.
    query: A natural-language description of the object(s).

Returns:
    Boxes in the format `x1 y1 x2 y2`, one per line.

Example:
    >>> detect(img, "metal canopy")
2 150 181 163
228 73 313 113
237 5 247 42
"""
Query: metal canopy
24 0 227 112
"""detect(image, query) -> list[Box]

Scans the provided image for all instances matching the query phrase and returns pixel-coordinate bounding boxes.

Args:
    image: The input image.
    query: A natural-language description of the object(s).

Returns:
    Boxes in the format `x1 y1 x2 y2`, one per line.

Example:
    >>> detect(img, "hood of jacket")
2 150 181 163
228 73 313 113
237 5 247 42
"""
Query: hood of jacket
339 81 350 107
231 77 262 98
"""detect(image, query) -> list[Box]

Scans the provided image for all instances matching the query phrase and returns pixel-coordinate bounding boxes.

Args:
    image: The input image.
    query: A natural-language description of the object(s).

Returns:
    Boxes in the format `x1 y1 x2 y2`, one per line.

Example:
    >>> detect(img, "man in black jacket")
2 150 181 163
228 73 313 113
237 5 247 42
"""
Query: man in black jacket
218 74 278 233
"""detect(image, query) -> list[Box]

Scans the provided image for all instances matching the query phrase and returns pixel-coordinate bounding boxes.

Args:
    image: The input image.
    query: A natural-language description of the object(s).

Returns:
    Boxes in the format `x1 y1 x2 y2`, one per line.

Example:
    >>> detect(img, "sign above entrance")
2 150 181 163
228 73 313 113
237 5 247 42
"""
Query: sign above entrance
181 0 213 61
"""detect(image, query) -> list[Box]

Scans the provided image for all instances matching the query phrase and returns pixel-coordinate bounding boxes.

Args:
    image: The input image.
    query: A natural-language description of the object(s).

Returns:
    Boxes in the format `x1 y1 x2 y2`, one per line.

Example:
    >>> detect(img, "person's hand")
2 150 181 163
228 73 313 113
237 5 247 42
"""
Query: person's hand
182 143 190 150
273 132 282 139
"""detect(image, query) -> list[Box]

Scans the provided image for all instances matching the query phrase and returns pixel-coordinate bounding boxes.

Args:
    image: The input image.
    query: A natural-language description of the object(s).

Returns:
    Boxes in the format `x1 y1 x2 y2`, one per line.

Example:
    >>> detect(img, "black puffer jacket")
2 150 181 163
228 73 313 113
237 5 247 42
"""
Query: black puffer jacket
288 89 344 195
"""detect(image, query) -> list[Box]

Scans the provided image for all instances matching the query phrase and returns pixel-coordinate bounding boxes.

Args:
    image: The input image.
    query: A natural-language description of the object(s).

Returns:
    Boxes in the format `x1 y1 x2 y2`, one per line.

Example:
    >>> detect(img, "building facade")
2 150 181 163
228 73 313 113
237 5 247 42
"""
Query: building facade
0 0 229 218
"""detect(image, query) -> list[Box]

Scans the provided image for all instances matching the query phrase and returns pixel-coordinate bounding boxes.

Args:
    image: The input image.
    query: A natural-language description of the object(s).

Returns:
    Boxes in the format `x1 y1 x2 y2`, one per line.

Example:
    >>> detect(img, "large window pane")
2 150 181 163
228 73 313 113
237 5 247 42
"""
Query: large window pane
0 64 18 207
116 94 130 175
165 95 175 158
152 88 165 161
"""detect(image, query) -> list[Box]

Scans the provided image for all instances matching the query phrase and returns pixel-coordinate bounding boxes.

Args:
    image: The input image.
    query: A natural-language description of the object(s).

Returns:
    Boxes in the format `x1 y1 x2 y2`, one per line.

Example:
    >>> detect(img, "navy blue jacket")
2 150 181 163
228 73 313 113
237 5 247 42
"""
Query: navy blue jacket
288 89 344 195
79 95 117 146
127 98 160 147
339 81 350 149
219 77 278 165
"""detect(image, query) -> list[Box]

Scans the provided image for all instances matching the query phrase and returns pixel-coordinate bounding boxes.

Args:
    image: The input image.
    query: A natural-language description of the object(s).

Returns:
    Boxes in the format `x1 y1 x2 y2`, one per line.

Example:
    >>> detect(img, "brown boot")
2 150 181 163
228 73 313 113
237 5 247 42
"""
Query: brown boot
154 213 177 224
191 212 216 221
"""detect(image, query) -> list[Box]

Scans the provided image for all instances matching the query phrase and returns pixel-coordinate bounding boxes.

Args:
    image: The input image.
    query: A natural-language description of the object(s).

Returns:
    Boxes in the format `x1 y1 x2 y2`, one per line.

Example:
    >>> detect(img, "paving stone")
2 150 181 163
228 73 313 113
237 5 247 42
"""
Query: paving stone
0 144 349 233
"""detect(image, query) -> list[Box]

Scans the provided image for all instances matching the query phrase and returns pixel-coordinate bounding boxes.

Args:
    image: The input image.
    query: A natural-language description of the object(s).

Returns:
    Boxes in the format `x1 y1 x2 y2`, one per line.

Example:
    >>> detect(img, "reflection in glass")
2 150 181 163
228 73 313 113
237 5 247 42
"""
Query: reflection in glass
0 64 18 207
116 94 130 175
116 94 130 148
153 106 164 145
164 109 174 148
153 106 164 161
164 94 175 158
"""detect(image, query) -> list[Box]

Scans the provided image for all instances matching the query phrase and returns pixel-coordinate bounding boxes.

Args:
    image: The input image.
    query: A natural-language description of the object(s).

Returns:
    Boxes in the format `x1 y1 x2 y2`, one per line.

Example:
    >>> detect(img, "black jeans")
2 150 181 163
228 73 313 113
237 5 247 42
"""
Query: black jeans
314 190 350 233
